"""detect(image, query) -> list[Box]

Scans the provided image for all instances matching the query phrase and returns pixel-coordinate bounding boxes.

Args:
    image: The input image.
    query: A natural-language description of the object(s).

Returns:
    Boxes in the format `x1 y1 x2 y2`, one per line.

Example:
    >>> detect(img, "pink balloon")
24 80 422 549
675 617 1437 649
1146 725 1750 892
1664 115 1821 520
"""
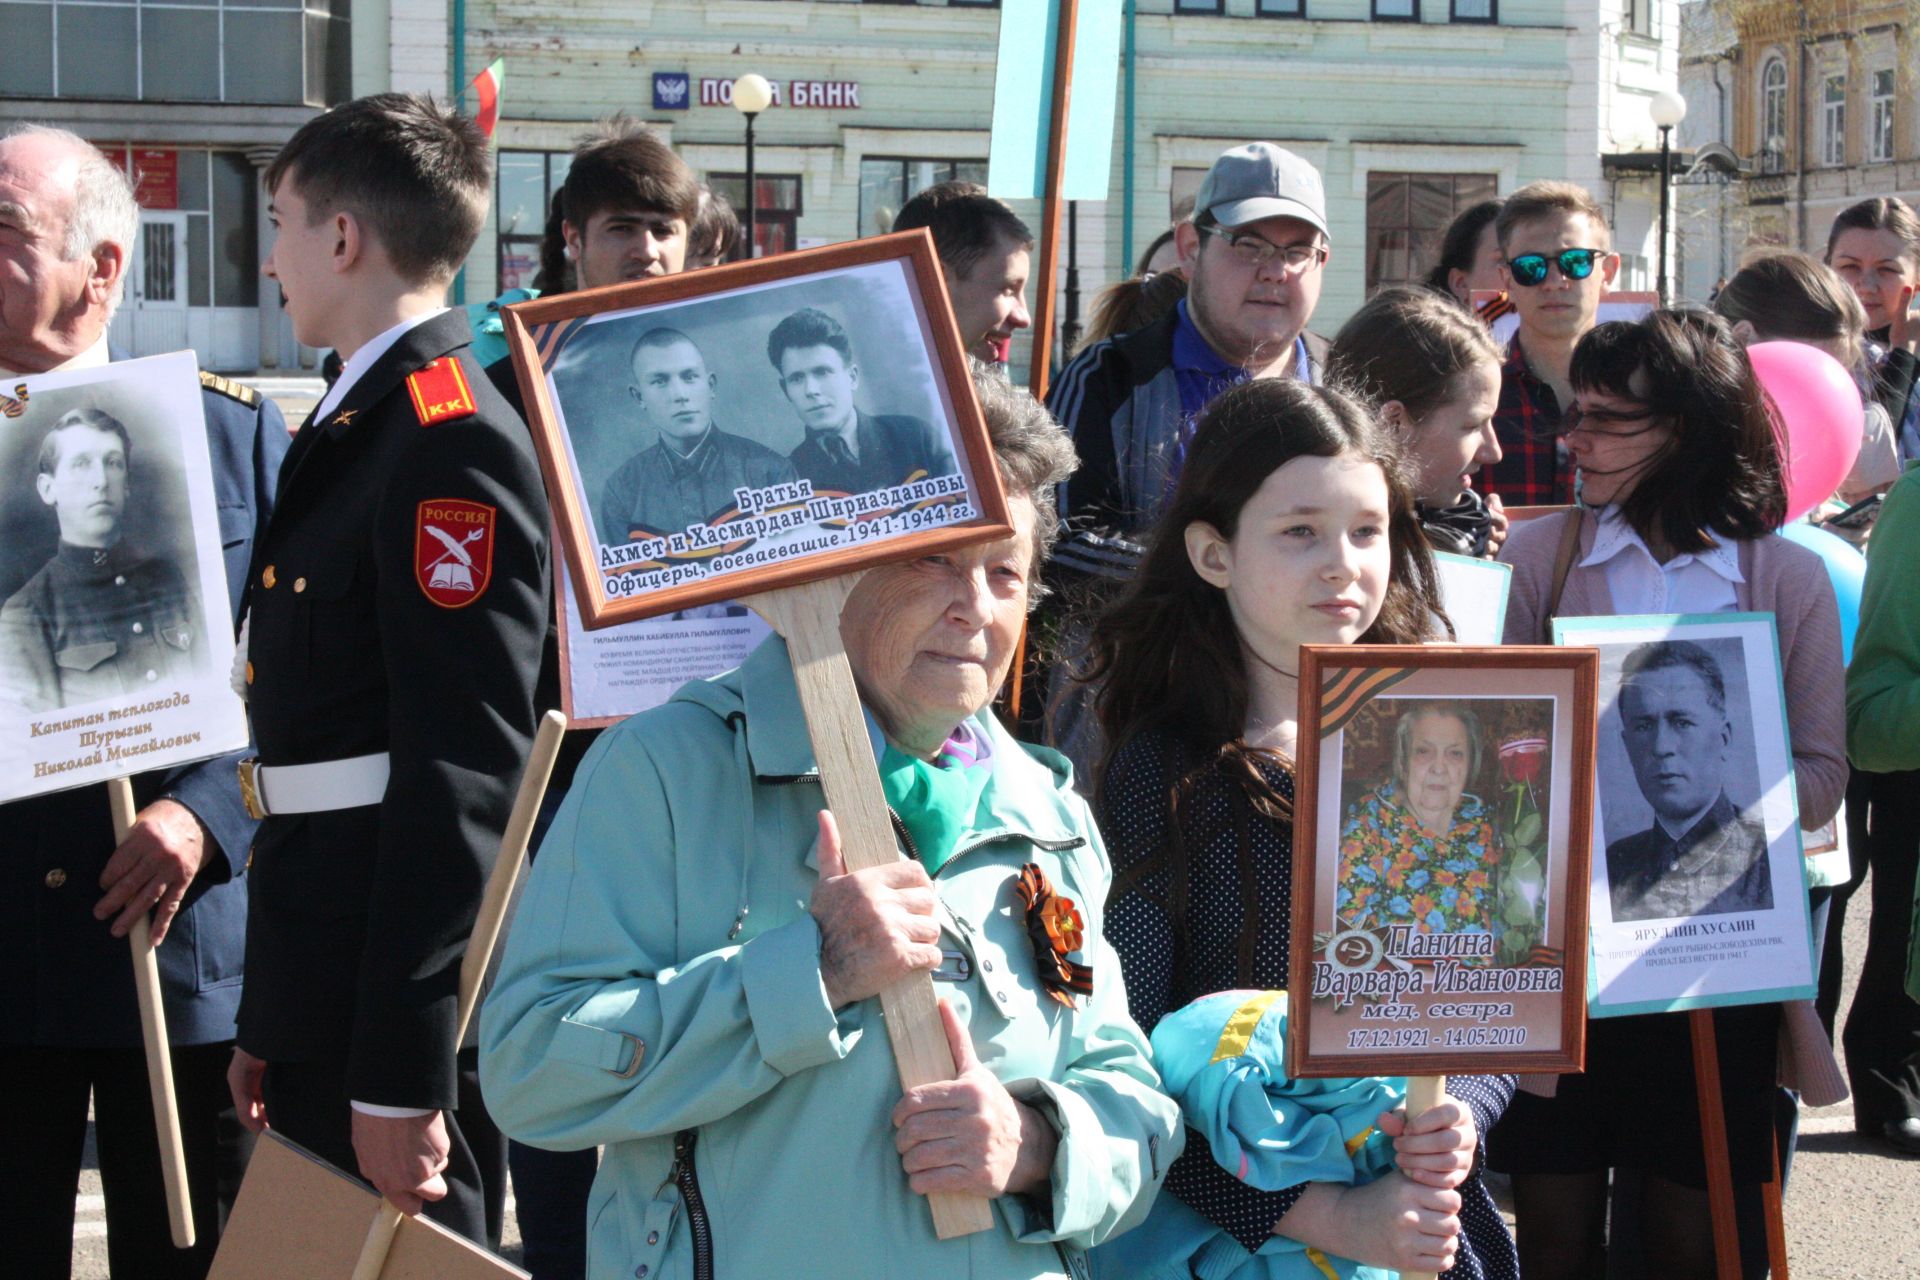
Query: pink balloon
1747 340 1863 523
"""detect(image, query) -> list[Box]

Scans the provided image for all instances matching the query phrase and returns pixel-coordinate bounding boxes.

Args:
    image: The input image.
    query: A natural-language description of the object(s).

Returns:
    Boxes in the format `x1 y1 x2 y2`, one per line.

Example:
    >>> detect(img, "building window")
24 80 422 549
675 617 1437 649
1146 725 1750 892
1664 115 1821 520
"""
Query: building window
1822 73 1847 167
1173 0 1224 12
1365 171 1499 293
495 151 571 291
1870 68 1896 164
711 173 803 259
1373 0 1417 19
857 157 988 239
1257 0 1304 14
1624 0 1654 37
1760 56 1788 174
3 0 348 106
1451 0 1494 19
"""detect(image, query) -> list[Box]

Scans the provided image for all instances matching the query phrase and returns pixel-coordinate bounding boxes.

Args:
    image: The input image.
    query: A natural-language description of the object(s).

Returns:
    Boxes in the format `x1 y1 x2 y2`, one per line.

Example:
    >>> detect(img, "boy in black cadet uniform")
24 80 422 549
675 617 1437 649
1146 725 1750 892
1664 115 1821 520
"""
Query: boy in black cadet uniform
227 93 548 1248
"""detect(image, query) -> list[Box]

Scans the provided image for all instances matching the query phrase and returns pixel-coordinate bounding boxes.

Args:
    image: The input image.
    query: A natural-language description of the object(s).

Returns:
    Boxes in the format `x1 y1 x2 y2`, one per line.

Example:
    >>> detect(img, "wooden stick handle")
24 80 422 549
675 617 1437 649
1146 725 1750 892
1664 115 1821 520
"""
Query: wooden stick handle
748 580 995 1239
1689 1009 1743 1280
1398 1074 1449 1280
109 777 196 1250
349 709 569 1280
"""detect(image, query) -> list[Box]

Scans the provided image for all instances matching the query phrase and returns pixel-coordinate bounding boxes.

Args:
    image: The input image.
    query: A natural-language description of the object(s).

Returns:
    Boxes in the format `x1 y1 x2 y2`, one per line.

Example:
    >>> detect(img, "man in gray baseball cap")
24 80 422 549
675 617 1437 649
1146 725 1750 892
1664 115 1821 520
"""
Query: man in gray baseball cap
1047 141 1332 562
1039 141 1333 769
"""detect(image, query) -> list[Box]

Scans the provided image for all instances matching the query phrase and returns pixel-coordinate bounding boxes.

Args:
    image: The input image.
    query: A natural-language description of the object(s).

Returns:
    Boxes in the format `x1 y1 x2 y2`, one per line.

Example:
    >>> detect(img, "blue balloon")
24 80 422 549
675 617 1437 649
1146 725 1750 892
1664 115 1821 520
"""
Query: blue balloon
1780 521 1866 664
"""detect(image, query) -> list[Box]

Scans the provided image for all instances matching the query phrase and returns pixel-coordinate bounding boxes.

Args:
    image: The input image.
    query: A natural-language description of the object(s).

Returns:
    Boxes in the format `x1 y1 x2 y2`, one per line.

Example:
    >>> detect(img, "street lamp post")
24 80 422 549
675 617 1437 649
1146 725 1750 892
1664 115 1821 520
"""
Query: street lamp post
732 74 774 260
1650 89 1688 305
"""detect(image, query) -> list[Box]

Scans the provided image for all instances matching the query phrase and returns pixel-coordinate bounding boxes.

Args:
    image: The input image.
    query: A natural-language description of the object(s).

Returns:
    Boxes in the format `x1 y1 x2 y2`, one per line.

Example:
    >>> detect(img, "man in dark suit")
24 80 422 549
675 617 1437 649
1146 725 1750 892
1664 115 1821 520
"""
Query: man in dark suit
1606 640 1772 923
230 95 548 1246
0 408 206 713
769 306 957 495
0 123 288 1279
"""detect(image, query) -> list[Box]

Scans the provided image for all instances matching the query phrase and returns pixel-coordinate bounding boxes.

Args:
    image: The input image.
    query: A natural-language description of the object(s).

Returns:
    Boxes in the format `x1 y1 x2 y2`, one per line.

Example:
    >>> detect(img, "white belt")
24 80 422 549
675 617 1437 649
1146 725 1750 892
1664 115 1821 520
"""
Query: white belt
239 752 390 820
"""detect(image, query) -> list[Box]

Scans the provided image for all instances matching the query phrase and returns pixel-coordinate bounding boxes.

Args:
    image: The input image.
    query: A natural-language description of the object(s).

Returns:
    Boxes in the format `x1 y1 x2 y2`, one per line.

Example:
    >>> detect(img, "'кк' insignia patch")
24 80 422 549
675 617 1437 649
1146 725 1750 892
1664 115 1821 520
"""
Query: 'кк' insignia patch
415 499 496 608
406 358 477 426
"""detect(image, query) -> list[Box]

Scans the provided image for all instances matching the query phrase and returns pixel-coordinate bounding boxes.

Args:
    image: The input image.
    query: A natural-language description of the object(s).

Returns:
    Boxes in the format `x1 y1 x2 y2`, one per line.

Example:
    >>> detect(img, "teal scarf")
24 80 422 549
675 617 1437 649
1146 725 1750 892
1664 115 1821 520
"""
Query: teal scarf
878 729 991 875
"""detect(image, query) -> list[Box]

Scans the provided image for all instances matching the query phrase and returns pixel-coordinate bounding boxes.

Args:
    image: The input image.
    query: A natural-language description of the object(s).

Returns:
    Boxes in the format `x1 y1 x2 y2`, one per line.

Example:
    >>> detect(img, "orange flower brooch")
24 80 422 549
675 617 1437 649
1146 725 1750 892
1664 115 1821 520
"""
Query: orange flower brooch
1016 863 1093 1008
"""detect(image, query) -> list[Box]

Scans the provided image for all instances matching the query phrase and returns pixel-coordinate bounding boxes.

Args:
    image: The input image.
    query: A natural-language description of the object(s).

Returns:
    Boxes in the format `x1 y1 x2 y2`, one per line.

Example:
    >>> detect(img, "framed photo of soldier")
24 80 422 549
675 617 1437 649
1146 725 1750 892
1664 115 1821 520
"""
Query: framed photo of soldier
1288 645 1597 1079
0 352 248 803
504 230 1011 627
1554 613 1817 1016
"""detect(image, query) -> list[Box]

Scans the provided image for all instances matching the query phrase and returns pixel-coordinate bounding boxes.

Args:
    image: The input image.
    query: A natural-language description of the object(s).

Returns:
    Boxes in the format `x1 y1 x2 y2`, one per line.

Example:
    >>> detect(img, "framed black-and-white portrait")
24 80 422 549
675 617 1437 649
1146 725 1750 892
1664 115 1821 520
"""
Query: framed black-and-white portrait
0 352 248 801
505 230 1011 627
1555 613 1816 1016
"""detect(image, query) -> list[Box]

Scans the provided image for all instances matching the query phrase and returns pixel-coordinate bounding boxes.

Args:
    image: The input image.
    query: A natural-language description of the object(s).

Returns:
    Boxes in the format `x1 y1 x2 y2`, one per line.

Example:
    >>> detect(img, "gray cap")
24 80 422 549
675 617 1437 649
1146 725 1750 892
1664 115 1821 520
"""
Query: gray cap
1194 142 1328 240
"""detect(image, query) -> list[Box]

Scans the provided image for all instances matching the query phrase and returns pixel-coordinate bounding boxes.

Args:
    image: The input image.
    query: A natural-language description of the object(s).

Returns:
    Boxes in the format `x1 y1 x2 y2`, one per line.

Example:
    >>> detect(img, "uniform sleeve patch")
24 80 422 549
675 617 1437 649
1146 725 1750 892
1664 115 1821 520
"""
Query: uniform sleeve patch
415 499 497 607
406 358 478 427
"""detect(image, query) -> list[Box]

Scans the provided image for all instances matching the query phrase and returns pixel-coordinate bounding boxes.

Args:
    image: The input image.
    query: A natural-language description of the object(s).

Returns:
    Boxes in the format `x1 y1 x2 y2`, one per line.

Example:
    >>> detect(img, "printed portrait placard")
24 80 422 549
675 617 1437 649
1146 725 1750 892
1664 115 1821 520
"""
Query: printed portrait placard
1554 613 1817 1016
1288 646 1597 1079
506 231 1012 627
0 352 248 802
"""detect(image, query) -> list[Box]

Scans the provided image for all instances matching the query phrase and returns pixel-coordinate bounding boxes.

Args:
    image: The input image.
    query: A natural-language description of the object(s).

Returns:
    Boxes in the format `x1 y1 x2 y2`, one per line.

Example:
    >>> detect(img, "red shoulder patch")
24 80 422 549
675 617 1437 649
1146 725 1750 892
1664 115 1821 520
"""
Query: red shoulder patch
406 358 478 426
415 499 497 608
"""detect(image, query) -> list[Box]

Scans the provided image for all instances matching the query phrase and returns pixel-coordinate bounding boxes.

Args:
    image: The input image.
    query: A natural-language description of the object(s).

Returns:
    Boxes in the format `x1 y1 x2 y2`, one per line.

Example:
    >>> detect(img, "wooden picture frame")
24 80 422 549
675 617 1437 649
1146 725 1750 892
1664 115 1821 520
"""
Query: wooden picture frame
1288 644 1598 1079
1554 613 1817 1016
504 230 1013 627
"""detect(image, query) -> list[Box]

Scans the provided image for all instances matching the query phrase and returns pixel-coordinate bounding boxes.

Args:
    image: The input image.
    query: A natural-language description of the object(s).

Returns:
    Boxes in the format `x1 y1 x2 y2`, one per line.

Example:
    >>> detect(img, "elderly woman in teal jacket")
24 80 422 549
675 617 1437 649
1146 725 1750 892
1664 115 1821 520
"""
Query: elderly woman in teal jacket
480 371 1182 1279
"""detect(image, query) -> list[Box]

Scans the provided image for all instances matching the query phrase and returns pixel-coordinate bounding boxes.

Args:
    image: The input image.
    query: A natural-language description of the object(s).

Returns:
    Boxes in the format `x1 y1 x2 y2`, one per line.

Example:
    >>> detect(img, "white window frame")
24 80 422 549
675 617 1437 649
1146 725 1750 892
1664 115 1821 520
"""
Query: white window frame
1870 67 1896 164
1760 55 1788 174
1822 72 1847 168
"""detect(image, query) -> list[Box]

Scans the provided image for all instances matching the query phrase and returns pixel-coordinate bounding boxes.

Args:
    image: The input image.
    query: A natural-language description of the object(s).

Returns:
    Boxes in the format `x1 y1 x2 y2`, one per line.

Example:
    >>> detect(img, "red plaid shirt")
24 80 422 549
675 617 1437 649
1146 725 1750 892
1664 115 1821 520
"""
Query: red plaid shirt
1479 334 1574 507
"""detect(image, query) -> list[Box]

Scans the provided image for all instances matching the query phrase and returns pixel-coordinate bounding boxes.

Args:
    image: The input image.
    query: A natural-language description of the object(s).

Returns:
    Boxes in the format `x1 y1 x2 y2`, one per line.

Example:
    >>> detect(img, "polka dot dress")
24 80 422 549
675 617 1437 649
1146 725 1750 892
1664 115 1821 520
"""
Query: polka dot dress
1098 729 1520 1280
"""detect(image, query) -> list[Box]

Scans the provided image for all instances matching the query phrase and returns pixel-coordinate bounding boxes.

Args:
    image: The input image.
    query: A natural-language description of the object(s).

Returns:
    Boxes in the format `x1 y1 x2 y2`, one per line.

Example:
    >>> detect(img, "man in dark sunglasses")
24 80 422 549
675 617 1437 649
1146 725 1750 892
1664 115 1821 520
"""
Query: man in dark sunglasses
1479 181 1621 507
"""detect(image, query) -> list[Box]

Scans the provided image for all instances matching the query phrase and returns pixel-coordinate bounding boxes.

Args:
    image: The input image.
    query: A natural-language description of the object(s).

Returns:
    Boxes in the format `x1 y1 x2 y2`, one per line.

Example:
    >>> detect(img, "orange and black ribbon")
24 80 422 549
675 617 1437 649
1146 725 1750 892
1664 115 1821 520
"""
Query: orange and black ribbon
1016 864 1093 1009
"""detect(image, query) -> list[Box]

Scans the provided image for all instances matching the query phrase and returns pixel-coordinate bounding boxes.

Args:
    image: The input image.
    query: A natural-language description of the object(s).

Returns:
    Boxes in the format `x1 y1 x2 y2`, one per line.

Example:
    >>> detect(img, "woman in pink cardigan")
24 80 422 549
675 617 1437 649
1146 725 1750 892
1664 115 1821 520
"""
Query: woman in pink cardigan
1489 310 1847 1280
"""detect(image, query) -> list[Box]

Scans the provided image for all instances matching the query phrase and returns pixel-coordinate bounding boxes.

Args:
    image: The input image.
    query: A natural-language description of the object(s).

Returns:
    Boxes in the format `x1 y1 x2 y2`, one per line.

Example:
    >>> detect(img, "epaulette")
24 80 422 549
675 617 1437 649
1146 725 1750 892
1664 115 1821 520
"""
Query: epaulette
199 370 263 408
405 357 479 427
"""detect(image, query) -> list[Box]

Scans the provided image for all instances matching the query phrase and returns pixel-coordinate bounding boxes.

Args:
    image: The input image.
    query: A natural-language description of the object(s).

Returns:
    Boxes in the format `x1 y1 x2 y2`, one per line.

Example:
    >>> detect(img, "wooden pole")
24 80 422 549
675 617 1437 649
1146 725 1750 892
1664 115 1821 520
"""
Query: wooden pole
1688 1009 1743 1280
108 776 196 1250
349 710 569 1280
1399 1075 1449 1280
1764 1122 1790 1279
1027 0 1081 402
747 577 996 1238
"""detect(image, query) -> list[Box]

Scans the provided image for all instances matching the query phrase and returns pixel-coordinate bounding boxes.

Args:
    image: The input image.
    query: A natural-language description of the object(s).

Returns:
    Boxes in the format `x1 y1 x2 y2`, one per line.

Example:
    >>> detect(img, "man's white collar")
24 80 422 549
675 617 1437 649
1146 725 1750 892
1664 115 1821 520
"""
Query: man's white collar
0 331 110 381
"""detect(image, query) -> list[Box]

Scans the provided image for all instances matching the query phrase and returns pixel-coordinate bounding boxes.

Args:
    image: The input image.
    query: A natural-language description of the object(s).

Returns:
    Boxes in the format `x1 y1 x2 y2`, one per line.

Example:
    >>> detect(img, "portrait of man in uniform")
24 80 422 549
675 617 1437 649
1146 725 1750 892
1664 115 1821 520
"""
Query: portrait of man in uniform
770 306 958 495
1604 639 1772 923
0 406 203 713
596 326 796 543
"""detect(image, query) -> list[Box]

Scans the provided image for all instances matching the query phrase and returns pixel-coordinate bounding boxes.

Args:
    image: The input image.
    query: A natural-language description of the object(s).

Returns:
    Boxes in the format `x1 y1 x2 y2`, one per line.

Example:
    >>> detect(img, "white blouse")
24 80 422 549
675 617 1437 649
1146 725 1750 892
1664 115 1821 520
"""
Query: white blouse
1580 508 1741 615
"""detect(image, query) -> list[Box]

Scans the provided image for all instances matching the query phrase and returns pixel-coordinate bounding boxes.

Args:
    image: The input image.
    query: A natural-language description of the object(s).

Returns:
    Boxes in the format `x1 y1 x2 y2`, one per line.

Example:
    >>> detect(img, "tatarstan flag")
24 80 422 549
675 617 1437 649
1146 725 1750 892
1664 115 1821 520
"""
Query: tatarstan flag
472 58 505 139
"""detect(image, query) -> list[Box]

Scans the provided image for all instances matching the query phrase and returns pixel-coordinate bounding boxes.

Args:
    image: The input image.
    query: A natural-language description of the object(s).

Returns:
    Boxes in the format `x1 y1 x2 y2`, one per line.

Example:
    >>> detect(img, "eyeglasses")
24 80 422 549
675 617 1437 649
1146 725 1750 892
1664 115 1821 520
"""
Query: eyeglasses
1198 224 1329 274
1506 248 1602 287
1556 402 1663 438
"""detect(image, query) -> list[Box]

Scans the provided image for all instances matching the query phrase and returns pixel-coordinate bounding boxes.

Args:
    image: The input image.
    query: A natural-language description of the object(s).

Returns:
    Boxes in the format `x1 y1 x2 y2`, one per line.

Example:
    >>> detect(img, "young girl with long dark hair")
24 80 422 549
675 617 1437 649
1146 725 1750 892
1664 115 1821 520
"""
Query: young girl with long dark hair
1087 379 1518 1278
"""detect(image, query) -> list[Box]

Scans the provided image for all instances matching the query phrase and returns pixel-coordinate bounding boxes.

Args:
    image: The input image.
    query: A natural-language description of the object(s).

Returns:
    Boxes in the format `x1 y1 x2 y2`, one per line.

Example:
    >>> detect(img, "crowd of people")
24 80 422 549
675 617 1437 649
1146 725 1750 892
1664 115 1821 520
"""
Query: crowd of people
3 88 1917 1280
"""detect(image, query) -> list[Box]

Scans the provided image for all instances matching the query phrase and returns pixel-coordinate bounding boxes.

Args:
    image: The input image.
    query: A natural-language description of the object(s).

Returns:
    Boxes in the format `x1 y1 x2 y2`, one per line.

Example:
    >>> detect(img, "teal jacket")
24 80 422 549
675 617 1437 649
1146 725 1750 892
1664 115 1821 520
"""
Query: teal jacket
1091 990 1401 1280
480 636 1182 1279
465 287 539 370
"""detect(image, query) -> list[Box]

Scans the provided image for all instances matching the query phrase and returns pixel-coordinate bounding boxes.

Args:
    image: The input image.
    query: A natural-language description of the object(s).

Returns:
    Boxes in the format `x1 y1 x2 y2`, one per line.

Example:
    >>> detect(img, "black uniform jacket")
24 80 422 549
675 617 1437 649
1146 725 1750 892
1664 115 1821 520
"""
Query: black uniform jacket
237 310 549 1109
2 364 287 1049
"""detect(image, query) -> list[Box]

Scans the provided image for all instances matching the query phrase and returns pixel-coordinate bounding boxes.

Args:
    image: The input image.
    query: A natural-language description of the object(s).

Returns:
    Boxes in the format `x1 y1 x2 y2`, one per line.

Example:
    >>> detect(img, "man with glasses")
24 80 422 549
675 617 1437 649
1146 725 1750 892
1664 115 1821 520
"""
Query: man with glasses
1039 143 1330 768
1048 142 1332 586
1480 181 1621 508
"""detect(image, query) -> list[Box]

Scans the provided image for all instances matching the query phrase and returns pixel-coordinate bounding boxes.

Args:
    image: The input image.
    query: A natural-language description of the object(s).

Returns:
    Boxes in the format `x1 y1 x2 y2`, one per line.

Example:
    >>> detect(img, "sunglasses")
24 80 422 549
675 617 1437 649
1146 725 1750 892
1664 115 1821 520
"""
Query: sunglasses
1554 402 1662 438
1506 248 1601 287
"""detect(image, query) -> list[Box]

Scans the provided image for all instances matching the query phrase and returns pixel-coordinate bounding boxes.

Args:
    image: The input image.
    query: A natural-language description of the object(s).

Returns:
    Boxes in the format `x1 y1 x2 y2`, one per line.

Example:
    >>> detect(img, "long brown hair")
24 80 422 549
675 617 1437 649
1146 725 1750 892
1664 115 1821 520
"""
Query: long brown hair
1086 379 1441 815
